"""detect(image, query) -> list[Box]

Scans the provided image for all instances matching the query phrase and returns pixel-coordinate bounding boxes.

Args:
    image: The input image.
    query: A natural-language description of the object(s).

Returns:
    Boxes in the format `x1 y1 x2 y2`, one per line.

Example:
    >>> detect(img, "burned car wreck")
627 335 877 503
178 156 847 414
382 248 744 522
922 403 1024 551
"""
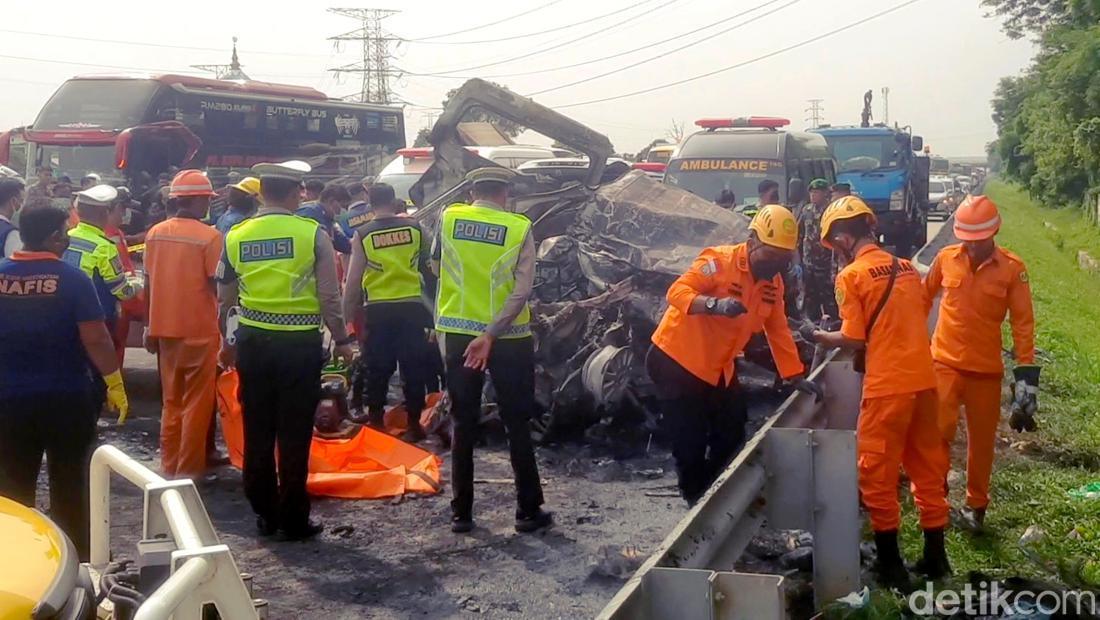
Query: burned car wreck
410 79 813 441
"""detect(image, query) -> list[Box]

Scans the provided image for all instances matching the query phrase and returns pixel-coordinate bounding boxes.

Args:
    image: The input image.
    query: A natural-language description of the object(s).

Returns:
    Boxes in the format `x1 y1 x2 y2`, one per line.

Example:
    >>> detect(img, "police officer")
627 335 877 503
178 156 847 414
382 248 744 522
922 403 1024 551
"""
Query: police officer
0 206 129 560
342 183 435 442
64 185 142 335
432 167 551 534
798 179 839 321
218 160 354 541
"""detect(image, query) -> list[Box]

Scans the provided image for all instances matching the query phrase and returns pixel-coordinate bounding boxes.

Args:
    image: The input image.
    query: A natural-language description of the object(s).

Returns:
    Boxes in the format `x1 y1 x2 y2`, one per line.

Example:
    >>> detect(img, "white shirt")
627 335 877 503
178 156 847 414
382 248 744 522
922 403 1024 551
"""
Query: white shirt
0 214 22 258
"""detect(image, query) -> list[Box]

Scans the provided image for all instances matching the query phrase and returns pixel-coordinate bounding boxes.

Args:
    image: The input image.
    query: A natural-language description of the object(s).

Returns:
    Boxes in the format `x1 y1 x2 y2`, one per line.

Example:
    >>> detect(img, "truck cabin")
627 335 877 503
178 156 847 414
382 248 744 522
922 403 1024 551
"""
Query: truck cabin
663 117 835 210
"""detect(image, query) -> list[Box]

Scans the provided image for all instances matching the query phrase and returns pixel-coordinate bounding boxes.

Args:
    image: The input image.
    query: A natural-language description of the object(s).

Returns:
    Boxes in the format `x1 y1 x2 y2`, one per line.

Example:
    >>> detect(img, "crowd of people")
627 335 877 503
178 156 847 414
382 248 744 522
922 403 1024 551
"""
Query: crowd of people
0 160 1038 592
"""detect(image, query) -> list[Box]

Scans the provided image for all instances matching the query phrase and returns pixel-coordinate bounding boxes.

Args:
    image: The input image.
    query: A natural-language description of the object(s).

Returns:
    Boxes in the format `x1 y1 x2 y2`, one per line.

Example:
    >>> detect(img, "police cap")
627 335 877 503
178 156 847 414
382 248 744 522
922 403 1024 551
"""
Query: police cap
75 184 119 207
466 167 516 188
251 160 312 183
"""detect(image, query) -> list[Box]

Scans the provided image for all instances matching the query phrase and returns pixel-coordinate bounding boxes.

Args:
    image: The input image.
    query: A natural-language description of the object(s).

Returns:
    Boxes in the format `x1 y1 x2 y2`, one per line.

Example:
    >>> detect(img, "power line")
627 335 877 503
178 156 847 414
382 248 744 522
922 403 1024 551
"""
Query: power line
0 52 204 75
550 0 925 109
401 0 655 45
806 99 824 128
403 0 568 41
406 0 678 75
0 28 333 58
404 0 788 80
526 0 803 97
328 8 401 104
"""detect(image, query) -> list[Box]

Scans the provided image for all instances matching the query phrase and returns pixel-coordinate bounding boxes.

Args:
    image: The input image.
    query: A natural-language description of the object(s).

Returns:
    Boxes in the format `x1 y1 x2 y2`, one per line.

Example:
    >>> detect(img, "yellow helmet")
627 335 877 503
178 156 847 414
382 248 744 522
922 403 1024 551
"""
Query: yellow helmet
748 204 798 250
820 196 876 249
231 176 261 196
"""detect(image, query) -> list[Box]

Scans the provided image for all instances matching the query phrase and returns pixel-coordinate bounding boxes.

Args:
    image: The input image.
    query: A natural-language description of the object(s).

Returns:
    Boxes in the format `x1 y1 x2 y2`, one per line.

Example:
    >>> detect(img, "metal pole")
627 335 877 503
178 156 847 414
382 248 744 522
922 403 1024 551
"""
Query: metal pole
161 490 204 551
132 557 213 620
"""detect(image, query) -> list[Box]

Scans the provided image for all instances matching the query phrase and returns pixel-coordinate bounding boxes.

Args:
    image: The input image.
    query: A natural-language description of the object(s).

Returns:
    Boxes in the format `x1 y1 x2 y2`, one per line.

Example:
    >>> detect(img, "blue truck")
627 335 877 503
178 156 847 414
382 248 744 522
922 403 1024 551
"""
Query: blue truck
811 92 930 257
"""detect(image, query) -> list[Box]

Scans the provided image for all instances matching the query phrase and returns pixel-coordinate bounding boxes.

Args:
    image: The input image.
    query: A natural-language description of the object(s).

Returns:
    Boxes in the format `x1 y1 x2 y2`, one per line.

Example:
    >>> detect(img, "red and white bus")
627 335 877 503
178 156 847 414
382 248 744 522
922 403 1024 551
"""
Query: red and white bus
0 74 406 192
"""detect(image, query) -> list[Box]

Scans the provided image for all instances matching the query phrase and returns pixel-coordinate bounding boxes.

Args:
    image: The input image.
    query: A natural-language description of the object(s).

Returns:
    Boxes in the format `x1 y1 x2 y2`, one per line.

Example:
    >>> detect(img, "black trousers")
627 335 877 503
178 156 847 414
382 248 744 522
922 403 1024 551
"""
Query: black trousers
363 303 429 418
237 327 323 531
445 333 543 519
646 345 747 505
0 390 99 560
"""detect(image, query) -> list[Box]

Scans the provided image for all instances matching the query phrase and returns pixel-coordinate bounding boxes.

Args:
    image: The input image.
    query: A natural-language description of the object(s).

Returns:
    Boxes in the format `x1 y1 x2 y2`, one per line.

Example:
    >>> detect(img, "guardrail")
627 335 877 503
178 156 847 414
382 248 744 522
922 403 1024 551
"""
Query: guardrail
598 351 864 620
89 445 259 620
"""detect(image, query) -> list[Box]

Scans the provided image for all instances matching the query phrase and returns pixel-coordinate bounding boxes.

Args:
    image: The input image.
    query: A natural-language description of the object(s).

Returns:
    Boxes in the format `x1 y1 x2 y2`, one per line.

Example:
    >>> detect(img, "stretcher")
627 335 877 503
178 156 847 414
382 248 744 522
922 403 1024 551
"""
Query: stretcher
215 370 442 500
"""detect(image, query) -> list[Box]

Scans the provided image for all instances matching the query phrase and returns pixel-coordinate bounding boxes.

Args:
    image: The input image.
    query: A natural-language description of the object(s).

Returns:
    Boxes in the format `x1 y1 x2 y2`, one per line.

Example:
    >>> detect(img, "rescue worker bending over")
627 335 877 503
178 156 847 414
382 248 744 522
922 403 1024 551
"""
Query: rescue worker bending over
343 183 436 442
0 206 129 560
925 195 1036 531
64 185 142 336
648 205 822 506
432 167 551 535
805 196 950 588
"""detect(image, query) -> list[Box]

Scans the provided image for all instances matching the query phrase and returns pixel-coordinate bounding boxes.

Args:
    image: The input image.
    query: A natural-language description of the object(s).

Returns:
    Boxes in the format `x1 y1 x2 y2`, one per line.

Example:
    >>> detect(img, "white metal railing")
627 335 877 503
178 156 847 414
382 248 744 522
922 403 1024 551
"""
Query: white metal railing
89 445 259 620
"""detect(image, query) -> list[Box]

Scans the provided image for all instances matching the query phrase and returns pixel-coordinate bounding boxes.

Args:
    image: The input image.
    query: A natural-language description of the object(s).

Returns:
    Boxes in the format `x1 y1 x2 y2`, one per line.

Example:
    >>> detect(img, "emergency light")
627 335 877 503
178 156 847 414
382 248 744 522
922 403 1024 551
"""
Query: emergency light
695 117 791 130
631 162 667 173
396 147 433 159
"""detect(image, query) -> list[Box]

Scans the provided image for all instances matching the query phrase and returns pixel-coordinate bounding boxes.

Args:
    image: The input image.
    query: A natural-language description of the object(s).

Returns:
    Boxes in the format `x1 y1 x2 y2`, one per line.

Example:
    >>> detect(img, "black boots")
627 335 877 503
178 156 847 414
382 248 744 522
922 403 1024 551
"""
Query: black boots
914 527 952 580
873 530 912 591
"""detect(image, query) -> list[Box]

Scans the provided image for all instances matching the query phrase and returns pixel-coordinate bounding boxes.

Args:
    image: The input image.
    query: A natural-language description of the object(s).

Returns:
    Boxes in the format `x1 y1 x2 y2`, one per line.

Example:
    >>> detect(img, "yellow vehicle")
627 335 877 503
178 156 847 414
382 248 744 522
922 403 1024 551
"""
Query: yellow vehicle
0 496 95 620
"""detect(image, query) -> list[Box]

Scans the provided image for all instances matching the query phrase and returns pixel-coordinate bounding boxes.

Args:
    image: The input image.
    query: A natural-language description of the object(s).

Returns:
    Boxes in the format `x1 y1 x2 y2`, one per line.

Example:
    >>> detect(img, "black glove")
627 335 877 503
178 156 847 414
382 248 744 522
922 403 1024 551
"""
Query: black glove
706 297 747 317
1009 365 1040 432
796 319 818 343
790 378 824 403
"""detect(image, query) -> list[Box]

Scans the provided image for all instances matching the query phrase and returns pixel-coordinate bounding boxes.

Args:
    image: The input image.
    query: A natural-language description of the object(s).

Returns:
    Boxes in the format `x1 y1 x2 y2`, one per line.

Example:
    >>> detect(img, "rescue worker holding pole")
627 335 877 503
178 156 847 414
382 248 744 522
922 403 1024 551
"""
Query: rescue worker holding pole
0 206 129 560
648 205 822 506
432 167 551 535
342 182 435 442
218 160 354 541
143 170 224 480
924 195 1036 530
63 184 142 337
804 196 950 588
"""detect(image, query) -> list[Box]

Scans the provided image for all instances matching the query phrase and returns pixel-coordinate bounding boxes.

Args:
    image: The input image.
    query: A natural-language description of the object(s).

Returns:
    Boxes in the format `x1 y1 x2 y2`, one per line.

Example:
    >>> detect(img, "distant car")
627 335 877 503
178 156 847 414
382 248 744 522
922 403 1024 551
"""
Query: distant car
927 176 953 221
376 145 560 203
0 496 96 619
517 157 632 185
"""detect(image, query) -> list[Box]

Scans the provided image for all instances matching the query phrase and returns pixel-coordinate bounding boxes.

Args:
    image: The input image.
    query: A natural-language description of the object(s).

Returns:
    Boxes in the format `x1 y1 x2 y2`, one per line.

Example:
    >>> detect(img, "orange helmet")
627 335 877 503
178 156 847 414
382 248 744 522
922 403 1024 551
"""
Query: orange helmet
168 169 215 198
953 195 1000 241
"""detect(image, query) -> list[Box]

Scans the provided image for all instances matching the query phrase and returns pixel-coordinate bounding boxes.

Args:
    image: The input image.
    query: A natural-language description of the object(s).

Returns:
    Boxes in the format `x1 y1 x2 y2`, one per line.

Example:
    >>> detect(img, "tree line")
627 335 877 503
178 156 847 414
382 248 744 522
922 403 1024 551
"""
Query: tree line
988 0 1100 210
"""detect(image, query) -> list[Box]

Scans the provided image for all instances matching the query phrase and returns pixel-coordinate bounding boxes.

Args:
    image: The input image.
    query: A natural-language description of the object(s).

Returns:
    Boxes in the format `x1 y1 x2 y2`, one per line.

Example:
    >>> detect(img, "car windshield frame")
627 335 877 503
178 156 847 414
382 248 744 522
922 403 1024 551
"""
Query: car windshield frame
664 168 785 207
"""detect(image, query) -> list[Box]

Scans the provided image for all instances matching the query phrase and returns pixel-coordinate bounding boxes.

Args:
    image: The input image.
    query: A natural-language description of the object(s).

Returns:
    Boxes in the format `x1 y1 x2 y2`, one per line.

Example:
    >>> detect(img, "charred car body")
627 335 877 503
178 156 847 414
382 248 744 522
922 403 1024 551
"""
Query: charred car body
410 80 813 440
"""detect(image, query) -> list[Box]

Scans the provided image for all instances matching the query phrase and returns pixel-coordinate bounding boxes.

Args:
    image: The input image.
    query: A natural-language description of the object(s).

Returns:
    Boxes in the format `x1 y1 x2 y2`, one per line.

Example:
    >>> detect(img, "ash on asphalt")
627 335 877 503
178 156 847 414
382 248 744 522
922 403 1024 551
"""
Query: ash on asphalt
82 351 694 619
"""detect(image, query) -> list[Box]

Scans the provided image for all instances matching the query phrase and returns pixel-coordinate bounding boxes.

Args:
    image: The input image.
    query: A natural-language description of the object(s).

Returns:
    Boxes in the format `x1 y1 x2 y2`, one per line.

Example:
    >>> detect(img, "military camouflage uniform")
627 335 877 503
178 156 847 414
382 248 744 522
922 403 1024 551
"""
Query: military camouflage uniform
798 202 838 321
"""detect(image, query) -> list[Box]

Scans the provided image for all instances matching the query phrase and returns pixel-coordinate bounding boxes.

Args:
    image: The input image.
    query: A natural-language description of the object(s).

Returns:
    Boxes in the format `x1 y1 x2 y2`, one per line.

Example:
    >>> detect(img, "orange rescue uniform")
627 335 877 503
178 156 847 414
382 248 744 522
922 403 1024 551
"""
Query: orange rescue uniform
144 216 223 479
836 244 948 531
925 244 1034 509
651 243 804 385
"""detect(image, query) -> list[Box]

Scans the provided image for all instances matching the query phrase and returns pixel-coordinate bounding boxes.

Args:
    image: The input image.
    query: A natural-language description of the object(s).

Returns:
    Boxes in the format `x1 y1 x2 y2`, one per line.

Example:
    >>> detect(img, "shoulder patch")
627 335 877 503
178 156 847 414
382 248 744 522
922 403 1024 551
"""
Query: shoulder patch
109 255 124 275
701 258 717 277
1019 270 1029 283
835 286 846 306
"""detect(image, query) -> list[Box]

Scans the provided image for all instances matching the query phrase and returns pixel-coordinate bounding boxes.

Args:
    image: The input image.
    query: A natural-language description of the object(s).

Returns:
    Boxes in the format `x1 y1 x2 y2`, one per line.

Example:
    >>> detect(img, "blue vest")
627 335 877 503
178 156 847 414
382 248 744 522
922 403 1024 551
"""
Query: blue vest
0 219 15 253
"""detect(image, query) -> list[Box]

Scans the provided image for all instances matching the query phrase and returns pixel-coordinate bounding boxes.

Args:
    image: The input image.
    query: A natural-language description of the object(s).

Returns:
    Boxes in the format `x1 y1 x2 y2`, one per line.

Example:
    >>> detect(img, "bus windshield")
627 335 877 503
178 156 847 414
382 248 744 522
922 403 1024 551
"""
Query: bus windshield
827 135 905 172
36 144 117 183
35 79 161 131
664 158 785 206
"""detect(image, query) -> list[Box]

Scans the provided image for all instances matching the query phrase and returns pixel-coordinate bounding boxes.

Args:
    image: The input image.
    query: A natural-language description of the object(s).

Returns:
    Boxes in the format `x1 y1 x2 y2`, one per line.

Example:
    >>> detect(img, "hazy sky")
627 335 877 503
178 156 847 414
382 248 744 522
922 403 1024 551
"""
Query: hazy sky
0 0 1034 157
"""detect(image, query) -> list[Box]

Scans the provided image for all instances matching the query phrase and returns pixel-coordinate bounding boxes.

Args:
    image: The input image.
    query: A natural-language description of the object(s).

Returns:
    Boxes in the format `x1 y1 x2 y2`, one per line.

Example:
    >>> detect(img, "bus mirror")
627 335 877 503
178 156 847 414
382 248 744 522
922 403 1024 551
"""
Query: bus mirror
911 136 924 152
787 178 806 205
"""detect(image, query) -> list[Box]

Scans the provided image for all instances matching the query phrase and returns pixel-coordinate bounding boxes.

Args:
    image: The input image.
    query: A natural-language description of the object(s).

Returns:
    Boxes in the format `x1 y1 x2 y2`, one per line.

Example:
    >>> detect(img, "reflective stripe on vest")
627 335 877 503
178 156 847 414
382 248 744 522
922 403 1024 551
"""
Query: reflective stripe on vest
435 203 531 339
225 213 322 331
361 223 422 304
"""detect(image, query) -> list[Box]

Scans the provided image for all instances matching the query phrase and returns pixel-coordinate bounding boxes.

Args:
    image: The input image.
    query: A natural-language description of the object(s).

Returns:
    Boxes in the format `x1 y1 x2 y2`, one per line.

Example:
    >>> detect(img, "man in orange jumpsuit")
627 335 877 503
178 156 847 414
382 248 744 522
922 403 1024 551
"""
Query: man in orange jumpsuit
805 196 950 588
648 205 822 505
143 170 223 480
925 195 1036 530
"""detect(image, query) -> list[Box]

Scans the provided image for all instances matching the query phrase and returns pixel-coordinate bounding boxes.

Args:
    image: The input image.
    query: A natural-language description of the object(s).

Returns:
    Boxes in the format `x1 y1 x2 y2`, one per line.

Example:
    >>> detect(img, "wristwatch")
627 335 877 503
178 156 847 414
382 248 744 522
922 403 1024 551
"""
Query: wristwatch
704 296 717 312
